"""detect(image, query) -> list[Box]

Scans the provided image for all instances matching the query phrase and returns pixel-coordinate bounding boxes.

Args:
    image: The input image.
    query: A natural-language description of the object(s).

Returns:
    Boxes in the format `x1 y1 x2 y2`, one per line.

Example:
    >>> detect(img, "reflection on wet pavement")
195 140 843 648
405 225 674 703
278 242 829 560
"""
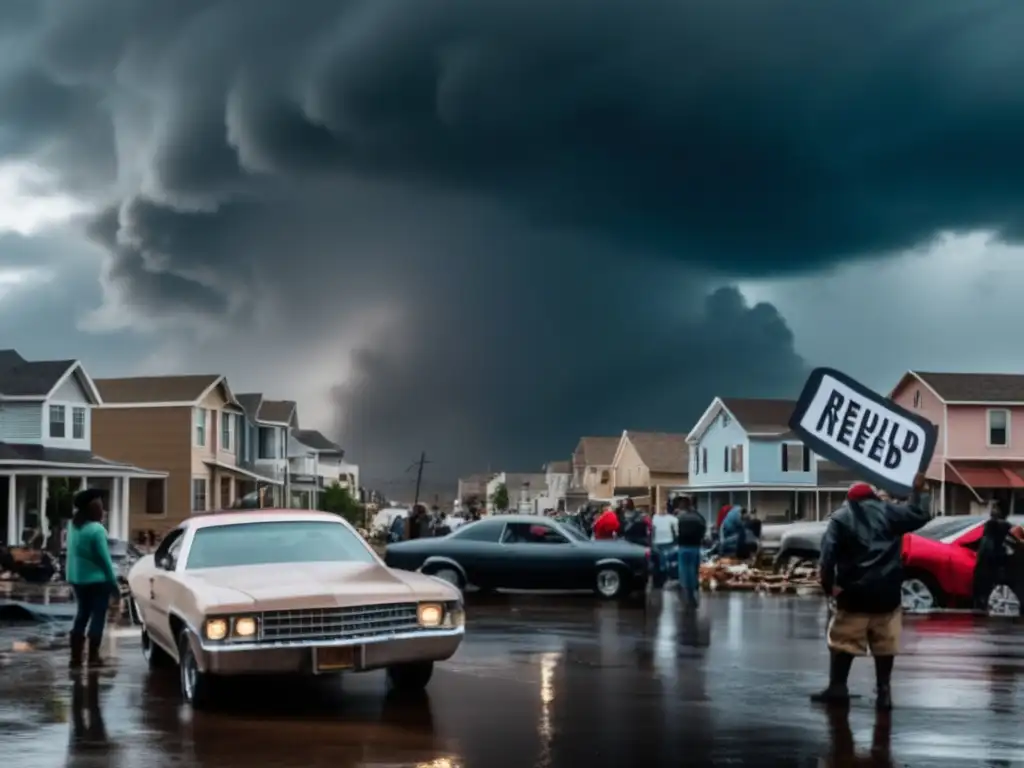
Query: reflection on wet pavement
3 591 1024 767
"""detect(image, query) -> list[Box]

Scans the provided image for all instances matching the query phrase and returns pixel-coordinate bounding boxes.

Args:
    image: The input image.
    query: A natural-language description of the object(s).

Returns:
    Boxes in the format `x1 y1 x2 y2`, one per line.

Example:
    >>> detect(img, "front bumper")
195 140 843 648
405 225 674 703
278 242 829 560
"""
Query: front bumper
194 627 464 676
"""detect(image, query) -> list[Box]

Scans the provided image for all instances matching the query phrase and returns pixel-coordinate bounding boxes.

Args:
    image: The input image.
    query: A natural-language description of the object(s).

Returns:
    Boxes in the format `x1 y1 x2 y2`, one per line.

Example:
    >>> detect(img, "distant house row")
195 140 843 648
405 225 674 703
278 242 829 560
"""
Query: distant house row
0 350 360 545
462 372 1024 521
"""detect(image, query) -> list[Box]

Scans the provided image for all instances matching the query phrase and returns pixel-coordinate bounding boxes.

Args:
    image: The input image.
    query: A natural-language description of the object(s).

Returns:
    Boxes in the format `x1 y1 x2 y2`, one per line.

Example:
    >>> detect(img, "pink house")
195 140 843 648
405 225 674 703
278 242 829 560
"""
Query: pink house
890 372 1024 515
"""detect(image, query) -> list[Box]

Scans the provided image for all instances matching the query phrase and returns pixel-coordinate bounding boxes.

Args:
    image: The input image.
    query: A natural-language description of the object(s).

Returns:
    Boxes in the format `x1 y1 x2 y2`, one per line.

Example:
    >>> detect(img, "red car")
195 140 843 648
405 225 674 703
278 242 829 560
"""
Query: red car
901 516 1023 616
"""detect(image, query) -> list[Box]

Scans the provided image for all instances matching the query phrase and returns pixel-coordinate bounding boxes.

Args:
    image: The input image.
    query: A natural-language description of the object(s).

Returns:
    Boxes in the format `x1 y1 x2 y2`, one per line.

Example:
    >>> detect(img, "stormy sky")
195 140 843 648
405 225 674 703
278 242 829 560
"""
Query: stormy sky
3 1 1024 489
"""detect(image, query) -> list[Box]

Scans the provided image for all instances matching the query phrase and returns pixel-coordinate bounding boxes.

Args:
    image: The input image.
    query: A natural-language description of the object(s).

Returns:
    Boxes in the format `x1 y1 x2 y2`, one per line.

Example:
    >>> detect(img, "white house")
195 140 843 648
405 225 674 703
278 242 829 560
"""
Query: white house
532 460 571 513
1 350 167 544
291 428 360 508
485 472 548 514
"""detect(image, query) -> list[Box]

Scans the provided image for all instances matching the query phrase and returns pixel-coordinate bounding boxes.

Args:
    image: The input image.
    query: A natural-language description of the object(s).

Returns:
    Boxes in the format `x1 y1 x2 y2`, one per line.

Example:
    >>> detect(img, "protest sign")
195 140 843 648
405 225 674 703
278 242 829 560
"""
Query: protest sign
788 367 938 496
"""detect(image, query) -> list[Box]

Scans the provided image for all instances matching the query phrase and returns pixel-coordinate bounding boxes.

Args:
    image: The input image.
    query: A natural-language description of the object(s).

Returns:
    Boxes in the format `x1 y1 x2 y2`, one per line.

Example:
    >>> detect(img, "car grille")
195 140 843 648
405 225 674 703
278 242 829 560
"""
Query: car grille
259 602 421 643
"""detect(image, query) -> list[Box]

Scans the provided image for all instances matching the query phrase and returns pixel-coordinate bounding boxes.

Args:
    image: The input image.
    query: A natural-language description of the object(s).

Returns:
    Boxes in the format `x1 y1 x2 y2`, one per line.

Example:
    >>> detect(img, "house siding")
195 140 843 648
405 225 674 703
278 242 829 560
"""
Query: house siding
0 403 43 442
945 405 1024 459
748 439 816 485
613 438 651 488
51 375 91 404
92 406 192 532
891 377 947 476
688 413 748 487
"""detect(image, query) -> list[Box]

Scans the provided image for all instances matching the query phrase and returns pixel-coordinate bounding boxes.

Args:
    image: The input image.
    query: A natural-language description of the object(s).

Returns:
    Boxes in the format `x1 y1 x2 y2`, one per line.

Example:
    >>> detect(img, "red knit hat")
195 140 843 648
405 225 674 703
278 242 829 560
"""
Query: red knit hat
847 482 875 502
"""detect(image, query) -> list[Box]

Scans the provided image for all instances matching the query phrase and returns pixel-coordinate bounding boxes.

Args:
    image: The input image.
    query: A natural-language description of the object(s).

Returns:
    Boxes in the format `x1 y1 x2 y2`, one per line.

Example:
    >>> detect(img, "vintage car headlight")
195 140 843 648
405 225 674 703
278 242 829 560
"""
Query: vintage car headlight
417 603 444 627
204 618 229 641
233 616 257 638
444 601 465 628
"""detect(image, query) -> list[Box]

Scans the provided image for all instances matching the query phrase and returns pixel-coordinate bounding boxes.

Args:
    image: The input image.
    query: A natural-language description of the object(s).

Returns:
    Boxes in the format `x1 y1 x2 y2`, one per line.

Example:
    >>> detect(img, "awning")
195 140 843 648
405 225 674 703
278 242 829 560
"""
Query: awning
204 460 284 486
0 442 167 478
946 462 1024 490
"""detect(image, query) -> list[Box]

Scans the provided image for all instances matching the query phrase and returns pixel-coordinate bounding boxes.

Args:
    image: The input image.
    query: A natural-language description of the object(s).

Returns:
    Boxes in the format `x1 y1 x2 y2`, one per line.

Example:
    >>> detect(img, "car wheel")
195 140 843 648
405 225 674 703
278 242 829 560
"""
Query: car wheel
987 584 1022 617
387 661 434 692
595 566 627 600
141 627 173 669
425 566 464 591
178 633 213 709
901 575 939 613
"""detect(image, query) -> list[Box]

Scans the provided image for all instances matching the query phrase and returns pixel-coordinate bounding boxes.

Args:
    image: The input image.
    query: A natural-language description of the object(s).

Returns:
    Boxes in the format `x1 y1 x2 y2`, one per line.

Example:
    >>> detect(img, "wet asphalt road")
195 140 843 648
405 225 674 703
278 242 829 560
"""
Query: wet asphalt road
3 592 1024 767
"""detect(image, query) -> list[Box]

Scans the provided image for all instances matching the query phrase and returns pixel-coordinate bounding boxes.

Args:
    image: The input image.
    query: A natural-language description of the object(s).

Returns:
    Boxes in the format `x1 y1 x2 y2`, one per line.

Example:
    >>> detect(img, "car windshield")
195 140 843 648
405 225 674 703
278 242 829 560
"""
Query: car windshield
184 521 376 570
556 522 587 542
915 517 982 541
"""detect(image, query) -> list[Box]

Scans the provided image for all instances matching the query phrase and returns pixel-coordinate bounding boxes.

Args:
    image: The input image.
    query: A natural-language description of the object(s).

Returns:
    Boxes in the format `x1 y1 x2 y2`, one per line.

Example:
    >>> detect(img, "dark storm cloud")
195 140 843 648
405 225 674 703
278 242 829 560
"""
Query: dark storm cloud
4 0 1023 476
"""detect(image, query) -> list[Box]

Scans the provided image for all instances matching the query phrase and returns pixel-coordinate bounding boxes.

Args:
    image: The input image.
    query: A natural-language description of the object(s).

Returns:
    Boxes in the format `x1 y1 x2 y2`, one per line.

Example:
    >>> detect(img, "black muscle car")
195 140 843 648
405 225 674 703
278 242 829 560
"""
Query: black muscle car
384 515 649 599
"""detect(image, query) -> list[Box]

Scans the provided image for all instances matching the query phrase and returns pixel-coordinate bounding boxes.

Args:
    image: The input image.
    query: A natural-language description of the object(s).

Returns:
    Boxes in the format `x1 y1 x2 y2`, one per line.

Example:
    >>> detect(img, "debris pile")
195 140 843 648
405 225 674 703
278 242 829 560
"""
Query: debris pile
0 546 59 584
700 558 820 595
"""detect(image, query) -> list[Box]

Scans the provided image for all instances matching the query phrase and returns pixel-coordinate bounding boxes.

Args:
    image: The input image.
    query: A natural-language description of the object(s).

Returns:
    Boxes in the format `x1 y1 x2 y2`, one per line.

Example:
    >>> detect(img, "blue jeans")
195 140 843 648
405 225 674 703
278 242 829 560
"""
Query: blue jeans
72 582 112 641
653 544 677 582
678 546 702 604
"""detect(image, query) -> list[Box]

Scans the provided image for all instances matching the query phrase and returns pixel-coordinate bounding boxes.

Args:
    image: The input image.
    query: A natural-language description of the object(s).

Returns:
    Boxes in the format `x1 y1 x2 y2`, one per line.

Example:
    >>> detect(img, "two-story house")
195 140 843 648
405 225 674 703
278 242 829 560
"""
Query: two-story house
685 397 856 522
890 372 1024 515
92 374 277 533
533 460 571 513
609 431 689 512
0 350 167 545
236 395 299 503
290 429 358 507
569 436 619 502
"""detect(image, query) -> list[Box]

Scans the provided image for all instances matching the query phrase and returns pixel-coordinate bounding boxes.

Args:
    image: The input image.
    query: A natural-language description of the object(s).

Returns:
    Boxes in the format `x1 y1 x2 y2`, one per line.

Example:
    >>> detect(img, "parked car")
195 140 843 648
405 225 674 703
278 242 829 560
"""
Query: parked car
59 537 141 582
384 515 650 599
127 510 464 708
772 521 831 571
902 515 1024 616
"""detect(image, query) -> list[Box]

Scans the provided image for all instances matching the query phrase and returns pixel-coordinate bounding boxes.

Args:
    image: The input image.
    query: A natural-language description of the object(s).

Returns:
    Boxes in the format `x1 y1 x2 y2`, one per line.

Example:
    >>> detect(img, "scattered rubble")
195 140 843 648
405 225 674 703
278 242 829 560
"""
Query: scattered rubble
700 558 820 595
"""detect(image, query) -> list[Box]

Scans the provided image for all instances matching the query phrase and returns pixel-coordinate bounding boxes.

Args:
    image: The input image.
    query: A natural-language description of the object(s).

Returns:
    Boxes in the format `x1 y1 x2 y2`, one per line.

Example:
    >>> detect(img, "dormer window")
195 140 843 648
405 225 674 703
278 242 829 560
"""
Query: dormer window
72 407 86 439
49 405 66 438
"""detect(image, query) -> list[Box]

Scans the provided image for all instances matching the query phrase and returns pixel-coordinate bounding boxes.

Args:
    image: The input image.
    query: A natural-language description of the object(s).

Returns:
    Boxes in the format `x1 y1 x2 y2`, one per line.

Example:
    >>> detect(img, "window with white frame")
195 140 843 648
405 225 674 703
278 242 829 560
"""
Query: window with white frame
988 409 1010 447
221 412 234 452
731 445 744 473
72 407 86 439
194 408 207 446
49 405 66 438
192 477 208 511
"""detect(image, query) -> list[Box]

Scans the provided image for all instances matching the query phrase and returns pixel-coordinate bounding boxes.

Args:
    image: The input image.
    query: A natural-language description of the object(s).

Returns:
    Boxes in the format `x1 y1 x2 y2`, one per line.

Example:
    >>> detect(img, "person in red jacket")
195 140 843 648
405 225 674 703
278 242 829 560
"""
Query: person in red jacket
593 507 621 540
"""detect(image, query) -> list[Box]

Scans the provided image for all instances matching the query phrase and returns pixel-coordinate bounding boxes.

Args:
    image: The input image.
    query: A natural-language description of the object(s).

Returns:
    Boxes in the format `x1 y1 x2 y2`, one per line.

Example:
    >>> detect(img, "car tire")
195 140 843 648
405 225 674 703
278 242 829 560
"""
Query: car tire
595 566 628 600
141 627 173 669
901 571 943 614
987 583 1022 617
387 661 434 692
178 633 214 709
423 565 465 591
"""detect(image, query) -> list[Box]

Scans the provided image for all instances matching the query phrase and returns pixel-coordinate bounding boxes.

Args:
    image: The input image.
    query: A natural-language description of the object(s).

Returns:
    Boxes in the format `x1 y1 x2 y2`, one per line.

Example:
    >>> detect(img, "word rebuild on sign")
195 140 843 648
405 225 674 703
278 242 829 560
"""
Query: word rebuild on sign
789 368 938 497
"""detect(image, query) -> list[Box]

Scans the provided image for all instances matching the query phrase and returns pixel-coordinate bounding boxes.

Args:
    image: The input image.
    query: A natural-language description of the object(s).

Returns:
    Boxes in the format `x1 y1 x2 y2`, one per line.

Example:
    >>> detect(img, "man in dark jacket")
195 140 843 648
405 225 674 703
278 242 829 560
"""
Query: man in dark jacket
675 496 706 606
812 473 931 710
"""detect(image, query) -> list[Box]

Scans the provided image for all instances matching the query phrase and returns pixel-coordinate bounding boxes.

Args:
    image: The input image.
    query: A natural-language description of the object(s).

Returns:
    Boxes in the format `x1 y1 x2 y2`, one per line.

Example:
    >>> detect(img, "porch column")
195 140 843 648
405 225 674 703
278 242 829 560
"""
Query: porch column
746 489 752 510
109 476 121 539
79 477 88 491
39 476 49 541
16 483 26 544
6 474 16 545
121 476 131 541
815 490 820 521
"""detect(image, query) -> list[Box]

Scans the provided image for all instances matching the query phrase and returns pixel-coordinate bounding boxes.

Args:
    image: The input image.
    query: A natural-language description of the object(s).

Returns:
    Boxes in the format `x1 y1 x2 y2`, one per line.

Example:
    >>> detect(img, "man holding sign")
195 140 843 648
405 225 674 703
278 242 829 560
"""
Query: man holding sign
812 472 931 710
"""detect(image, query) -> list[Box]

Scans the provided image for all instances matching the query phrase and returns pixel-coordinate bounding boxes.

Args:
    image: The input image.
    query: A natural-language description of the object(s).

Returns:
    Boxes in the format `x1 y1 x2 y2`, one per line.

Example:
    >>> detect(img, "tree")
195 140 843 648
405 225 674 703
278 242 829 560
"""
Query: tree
319 483 364 528
489 483 509 512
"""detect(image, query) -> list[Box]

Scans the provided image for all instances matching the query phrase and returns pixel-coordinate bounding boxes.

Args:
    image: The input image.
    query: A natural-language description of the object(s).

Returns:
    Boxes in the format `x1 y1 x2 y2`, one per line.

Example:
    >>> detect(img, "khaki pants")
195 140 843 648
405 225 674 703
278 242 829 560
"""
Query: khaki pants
827 608 901 656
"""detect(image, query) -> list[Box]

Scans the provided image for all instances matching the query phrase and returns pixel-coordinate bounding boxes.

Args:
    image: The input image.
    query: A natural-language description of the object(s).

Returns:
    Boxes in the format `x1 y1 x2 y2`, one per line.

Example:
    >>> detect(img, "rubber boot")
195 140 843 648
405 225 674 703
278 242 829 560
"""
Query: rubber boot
86 637 105 668
69 633 85 670
810 651 854 704
874 655 894 710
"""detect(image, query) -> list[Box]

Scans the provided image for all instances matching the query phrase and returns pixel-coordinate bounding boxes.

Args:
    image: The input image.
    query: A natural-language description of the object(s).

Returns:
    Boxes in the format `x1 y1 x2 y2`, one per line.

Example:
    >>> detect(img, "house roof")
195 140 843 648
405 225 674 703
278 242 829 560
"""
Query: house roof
621 431 689 474
0 442 168 476
720 398 796 434
545 460 571 474
911 372 1024 403
574 436 619 467
293 429 344 454
0 350 77 397
94 374 222 404
235 393 263 420
500 472 548 491
257 399 296 425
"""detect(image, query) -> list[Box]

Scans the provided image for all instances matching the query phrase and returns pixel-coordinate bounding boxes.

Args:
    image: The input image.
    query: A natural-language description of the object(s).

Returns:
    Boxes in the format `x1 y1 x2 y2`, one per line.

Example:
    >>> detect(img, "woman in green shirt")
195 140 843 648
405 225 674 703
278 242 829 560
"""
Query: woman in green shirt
66 488 119 669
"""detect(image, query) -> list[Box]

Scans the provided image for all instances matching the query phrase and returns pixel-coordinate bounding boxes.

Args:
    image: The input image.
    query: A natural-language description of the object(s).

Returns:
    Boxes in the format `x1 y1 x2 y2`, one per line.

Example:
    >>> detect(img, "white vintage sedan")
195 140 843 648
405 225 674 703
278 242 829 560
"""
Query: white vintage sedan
127 510 464 708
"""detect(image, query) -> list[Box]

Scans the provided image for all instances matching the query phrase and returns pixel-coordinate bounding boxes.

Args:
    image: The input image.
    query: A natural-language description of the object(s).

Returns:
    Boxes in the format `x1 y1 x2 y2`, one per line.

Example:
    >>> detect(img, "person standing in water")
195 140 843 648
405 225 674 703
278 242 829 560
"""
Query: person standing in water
66 489 119 669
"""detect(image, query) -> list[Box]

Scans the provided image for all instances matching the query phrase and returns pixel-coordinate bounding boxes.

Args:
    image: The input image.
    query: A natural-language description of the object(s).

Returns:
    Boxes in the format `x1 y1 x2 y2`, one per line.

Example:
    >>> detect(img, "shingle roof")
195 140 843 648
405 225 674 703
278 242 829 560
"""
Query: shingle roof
94 374 222 404
622 431 689 474
293 429 343 454
235 393 263 420
914 372 1024 403
0 350 76 397
720 398 796 434
257 399 296 425
0 442 164 473
574 436 619 466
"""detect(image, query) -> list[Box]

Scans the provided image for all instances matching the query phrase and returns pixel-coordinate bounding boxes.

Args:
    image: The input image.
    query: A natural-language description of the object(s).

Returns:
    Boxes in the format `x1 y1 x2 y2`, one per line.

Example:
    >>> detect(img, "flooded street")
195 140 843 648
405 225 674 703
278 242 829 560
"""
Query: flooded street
3 592 1024 767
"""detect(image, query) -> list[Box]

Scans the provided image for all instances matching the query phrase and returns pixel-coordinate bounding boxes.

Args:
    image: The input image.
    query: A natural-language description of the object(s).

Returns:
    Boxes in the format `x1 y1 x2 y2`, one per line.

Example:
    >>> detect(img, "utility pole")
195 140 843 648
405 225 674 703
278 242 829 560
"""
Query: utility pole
406 451 431 506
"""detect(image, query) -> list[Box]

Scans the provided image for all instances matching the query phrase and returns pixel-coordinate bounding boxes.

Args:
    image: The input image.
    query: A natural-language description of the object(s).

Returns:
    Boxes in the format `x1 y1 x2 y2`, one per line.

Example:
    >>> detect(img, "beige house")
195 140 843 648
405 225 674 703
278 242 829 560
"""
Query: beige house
92 374 281 534
569 436 620 501
609 430 689 512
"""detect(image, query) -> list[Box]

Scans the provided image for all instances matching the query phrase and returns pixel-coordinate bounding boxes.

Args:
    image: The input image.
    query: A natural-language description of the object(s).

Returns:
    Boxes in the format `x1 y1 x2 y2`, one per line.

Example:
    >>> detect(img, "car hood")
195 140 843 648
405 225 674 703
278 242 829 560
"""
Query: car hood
184 561 458 611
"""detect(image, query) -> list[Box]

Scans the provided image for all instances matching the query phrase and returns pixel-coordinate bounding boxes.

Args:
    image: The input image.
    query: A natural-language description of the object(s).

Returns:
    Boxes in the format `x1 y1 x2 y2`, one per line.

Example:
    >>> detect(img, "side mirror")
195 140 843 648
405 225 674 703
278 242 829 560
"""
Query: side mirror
157 555 173 570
